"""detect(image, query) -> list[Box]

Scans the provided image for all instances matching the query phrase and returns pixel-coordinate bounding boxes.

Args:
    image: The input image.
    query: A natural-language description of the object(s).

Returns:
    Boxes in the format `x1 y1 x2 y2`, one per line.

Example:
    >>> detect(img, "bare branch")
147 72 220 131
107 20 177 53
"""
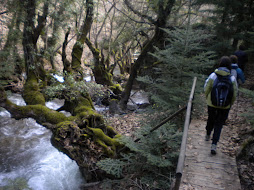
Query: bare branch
123 0 156 24
34 0 49 44
107 0 152 25
95 2 115 46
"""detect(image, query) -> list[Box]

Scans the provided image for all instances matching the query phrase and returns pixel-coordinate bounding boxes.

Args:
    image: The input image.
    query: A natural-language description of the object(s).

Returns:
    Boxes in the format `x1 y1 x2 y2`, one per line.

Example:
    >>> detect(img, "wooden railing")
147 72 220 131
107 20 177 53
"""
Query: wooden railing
174 77 197 190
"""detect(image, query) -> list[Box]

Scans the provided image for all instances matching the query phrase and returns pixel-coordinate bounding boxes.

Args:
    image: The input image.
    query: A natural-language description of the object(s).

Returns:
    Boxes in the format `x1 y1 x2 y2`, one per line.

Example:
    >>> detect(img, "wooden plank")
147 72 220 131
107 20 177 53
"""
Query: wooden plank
185 151 237 166
182 172 241 190
183 163 239 180
182 173 238 189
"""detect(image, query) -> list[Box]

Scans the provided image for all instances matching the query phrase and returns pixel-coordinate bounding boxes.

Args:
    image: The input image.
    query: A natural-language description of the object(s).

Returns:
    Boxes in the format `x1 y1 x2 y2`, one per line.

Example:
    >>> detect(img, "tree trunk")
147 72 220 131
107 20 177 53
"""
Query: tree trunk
0 87 122 182
0 2 24 86
70 0 94 77
22 0 48 105
48 2 66 70
119 0 175 109
85 37 122 94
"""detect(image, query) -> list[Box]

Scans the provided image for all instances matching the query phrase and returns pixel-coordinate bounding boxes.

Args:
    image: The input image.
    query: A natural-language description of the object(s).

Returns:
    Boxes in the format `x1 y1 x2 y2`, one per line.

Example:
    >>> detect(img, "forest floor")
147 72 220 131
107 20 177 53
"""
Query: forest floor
105 61 254 190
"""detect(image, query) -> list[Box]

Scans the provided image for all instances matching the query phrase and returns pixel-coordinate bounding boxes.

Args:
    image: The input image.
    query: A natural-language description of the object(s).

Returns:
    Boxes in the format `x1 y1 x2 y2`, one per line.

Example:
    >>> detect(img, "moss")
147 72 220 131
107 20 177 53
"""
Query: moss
109 83 122 94
73 95 104 126
55 121 81 140
56 121 74 128
23 90 46 105
95 48 101 55
93 65 115 86
106 125 119 136
105 71 113 82
54 137 61 142
80 108 101 117
63 94 95 116
76 108 105 131
95 139 114 156
88 127 121 157
2 98 70 125
21 105 69 124
23 73 46 105
77 96 95 110
74 106 95 115
72 43 83 59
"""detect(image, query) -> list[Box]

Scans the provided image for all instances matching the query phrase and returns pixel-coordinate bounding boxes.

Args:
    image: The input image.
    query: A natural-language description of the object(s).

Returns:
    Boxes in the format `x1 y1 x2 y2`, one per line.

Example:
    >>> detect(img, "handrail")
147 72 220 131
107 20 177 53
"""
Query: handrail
174 77 197 190
118 105 188 153
134 105 187 143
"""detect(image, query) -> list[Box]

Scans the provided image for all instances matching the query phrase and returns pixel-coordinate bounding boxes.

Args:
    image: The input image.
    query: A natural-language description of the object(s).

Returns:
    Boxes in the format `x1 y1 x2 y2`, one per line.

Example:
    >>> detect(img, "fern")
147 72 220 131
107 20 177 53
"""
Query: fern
97 158 126 178
97 121 181 189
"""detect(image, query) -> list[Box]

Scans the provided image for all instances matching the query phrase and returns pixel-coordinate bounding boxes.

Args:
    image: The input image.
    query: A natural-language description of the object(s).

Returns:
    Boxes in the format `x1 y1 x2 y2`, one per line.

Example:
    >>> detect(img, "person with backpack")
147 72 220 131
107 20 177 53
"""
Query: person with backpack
230 55 245 85
204 56 238 154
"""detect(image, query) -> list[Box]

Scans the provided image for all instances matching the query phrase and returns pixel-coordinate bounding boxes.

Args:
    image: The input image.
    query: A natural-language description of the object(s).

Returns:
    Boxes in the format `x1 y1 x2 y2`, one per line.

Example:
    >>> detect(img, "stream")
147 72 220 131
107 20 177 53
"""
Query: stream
0 94 85 190
0 79 149 190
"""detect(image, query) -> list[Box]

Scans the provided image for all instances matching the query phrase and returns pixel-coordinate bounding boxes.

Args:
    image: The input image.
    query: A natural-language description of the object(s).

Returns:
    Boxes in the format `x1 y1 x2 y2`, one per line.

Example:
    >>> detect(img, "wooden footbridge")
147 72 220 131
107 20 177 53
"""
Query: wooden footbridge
173 77 242 190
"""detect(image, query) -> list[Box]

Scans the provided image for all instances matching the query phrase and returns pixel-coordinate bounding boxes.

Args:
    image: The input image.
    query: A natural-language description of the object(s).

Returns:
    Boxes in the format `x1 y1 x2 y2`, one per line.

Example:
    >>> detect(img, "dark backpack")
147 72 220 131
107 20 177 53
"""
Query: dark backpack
211 74 233 107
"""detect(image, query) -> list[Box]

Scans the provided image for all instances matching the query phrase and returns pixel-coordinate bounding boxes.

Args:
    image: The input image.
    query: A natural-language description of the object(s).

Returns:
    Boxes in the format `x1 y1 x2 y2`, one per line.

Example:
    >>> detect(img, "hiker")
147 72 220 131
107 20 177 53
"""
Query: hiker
234 45 248 72
230 55 245 85
204 56 238 154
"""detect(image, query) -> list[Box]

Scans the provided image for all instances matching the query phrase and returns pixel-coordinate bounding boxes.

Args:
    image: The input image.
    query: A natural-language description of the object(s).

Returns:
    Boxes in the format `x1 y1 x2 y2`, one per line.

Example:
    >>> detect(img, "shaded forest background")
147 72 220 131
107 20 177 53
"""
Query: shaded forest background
0 0 254 189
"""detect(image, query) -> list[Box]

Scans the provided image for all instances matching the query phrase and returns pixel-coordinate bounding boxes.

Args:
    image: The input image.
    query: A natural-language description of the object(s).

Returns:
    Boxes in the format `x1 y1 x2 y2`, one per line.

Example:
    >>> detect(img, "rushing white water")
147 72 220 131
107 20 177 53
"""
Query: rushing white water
0 94 85 190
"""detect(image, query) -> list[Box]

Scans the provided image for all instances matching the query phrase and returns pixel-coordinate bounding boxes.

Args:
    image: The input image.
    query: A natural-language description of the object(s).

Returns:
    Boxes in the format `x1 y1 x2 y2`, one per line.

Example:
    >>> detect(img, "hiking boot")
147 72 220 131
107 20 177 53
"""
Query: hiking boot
205 135 210 141
211 144 217 155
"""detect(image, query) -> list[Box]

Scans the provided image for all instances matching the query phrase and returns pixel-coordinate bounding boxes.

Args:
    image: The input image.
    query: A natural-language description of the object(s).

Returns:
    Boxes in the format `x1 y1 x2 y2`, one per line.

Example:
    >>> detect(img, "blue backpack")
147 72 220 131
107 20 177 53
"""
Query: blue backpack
211 74 233 107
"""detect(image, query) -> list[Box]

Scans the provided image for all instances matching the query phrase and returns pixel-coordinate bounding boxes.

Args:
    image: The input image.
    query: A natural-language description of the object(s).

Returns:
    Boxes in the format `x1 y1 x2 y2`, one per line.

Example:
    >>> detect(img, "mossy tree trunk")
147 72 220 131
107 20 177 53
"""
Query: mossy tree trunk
0 87 122 182
22 0 49 105
69 0 94 79
85 37 123 95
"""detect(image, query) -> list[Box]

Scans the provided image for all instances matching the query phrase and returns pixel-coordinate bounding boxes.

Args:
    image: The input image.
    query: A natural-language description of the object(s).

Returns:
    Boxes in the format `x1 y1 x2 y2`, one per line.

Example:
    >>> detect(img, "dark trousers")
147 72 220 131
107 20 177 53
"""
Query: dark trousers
206 106 230 145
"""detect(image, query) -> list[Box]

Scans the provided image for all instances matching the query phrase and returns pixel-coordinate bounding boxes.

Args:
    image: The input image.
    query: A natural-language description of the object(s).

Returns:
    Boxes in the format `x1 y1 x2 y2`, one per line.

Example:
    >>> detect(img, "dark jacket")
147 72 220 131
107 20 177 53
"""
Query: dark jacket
231 63 245 84
234 50 248 71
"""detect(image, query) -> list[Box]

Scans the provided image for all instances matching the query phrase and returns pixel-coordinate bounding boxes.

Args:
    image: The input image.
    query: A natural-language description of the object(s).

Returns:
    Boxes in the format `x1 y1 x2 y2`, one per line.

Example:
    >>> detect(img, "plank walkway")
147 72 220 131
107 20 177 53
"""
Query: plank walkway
179 119 242 190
